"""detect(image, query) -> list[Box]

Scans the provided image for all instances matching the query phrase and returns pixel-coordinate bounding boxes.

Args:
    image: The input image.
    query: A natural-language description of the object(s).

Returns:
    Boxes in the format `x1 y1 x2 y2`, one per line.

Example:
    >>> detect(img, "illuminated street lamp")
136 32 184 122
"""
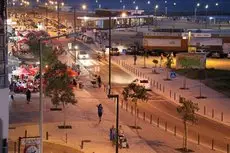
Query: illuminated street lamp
215 2 219 6
82 4 87 10
61 2 64 6
147 1 150 4
164 0 168 16
194 3 200 20
205 4 209 28
135 6 139 32
173 2 176 6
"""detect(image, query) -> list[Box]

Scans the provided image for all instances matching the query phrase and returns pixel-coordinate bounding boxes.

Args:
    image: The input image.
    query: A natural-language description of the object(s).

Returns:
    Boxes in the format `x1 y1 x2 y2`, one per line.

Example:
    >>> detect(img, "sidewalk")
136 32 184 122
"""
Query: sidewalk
9 80 221 153
111 55 230 126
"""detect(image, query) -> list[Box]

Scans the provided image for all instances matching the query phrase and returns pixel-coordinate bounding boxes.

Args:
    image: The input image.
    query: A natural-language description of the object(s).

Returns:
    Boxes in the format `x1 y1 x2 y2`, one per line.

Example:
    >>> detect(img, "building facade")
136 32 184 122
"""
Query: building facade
0 0 9 152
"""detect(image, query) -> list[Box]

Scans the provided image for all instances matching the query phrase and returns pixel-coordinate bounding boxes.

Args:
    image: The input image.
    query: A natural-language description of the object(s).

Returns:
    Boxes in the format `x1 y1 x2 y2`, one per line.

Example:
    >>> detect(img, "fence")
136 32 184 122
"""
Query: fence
112 58 227 124
110 58 229 153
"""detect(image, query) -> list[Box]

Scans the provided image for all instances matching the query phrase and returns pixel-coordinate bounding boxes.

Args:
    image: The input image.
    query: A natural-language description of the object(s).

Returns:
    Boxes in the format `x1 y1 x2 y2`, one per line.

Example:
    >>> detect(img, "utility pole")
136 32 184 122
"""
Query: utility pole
74 7 76 42
57 1 60 38
108 15 112 95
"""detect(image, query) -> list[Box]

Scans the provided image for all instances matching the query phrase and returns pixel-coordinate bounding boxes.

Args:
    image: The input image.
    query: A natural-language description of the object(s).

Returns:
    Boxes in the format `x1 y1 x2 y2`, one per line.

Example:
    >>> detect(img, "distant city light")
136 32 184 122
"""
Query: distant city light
120 0 122 3
165 1 167 4
61 2 64 6
135 6 138 10
215 2 219 6
205 4 209 9
197 3 200 7
121 12 127 17
123 5 125 9
173 2 176 6
99 4 101 8
147 1 150 4
96 0 98 3
133 1 136 4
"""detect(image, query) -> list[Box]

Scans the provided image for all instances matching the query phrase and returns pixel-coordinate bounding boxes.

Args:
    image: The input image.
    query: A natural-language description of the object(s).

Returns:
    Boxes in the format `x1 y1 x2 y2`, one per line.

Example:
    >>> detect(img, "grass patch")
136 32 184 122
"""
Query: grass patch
175 68 230 97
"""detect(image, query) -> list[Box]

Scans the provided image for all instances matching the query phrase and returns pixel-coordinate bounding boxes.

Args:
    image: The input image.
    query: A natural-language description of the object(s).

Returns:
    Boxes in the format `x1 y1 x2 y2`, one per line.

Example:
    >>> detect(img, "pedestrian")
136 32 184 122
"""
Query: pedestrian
26 88 31 104
97 104 103 123
159 53 164 68
133 54 137 65
73 79 77 87
97 75 102 88
109 125 115 141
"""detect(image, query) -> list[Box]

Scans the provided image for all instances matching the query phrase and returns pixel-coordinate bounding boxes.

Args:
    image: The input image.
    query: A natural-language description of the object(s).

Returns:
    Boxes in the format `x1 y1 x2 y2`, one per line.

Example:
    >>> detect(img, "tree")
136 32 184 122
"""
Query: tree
177 97 199 151
152 59 158 74
164 55 173 80
44 61 77 128
122 83 148 129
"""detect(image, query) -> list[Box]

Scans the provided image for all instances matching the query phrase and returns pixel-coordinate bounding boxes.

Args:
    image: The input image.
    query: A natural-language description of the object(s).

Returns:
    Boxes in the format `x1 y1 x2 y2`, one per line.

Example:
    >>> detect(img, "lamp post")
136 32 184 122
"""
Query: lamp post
205 4 209 28
154 5 158 28
164 1 168 16
38 32 78 153
194 3 200 20
147 1 151 31
107 94 119 153
215 2 219 17
135 5 138 32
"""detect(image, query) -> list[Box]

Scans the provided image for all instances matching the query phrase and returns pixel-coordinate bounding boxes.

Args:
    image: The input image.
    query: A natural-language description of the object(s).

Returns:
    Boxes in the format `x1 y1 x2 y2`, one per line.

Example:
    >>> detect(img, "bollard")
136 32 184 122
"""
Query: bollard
211 139 214 150
14 142 17 153
137 109 139 118
163 86 165 93
121 100 123 108
46 132 49 140
126 103 128 111
174 93 176 100
143 112 145 121
174 126 177 136
165 122 167 132
65 133 68 143
197 133 200 145
18 137 21 153
204 106 206 115
24 130 27 138
170 90 172 98
212 109 214 118
131 106 133 115
157 82 159 89
227 144 229 153
150 115 152 124
157 118 159 127
221 112 224 122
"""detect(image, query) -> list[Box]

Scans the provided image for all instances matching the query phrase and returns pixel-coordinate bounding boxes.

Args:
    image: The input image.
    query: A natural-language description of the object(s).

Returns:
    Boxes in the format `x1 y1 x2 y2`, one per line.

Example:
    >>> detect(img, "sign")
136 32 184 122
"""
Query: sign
24 145 39 153
170 72 176 79
182 33 211 38
21 138 40 145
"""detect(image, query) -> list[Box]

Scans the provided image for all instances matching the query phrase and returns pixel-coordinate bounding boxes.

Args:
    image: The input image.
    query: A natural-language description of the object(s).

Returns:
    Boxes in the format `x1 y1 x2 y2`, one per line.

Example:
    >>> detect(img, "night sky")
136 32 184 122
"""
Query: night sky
65 0 230 13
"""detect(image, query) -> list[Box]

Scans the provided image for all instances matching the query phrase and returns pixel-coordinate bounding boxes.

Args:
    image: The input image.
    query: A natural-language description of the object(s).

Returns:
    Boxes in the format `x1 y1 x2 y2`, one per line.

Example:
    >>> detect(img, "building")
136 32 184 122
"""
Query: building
0 0 9 152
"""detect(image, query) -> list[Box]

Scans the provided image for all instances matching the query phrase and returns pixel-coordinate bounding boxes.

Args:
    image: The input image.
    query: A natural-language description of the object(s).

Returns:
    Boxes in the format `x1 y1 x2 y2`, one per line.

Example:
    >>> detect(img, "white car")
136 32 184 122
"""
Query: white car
78 51 89 59
133 79 151 91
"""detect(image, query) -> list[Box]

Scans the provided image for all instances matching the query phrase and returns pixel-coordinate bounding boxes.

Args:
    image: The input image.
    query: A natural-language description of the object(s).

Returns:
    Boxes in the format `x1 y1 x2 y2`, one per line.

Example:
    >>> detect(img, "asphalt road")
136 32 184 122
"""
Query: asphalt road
75 41 230 152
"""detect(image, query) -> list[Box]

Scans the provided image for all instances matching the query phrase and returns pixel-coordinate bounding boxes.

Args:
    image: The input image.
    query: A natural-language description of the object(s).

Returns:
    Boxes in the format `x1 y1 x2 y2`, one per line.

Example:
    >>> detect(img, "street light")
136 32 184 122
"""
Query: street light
82 4 87 10
154 5 159 28
164 0 168 16
135 6 139 32
61 2 64 6
194 3 200 20
147 0 151 31
205 4 209 28
133 1 136 4
107 94 119 153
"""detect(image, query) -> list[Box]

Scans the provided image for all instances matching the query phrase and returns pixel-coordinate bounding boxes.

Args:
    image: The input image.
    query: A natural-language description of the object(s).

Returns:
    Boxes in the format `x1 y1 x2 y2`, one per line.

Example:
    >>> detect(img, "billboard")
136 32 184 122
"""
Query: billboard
176 53 206 69
143 38 181 47
190 38 222 46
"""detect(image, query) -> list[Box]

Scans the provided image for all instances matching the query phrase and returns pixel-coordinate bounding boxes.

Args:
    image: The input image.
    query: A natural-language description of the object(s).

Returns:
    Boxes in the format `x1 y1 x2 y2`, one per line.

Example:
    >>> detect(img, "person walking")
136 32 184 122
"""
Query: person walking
97 75 102 88
133 54 137 65
26 88 31 104
97 104 103 123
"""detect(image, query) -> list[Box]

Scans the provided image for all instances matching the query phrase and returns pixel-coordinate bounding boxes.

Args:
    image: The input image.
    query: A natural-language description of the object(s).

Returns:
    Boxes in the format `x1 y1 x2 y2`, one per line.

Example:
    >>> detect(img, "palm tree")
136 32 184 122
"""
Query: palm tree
122 83 148 129
177 97 199 151
152 59 158 74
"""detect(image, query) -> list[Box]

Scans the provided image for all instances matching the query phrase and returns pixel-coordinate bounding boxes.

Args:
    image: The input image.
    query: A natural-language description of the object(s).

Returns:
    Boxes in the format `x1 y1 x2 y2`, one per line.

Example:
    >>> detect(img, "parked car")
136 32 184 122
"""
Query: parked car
110 48 120 56
78 50 89 59
132 78 151 91
228 52 230 58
